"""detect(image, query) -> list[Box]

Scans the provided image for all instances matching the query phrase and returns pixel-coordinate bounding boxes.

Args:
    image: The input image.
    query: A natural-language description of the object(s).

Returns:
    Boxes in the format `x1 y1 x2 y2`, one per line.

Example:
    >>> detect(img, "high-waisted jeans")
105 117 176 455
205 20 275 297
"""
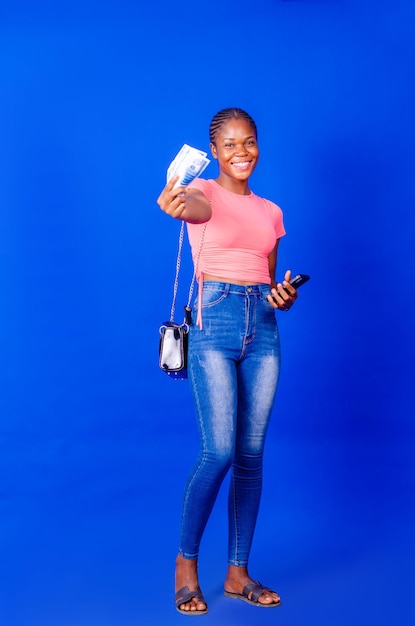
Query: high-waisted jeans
179 282 281 567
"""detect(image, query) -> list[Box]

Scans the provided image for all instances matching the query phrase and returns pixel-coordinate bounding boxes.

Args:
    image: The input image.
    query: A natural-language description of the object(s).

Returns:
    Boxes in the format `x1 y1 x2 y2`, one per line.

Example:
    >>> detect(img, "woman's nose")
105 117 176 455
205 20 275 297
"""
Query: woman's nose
235 144 248 155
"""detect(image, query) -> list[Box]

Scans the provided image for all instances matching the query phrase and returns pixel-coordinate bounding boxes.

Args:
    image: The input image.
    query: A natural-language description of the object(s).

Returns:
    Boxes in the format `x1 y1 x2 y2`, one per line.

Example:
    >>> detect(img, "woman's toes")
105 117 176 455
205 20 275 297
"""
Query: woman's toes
252 589 280 605
180 598 206 612
192 599 206 612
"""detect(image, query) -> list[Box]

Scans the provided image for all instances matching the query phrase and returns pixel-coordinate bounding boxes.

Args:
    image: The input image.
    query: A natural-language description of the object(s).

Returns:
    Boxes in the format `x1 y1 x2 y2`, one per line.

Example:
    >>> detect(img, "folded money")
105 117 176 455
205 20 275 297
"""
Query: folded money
167 144 210 188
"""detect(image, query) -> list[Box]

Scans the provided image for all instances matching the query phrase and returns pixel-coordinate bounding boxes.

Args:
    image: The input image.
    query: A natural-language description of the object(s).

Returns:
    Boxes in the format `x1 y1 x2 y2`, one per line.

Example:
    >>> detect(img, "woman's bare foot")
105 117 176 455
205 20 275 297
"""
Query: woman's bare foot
224 565 281 606
175 554 208 613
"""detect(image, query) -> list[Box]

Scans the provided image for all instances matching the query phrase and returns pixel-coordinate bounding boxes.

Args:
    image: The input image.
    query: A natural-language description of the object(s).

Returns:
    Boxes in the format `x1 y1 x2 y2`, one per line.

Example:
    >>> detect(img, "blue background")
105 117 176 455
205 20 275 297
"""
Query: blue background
1 1 414 625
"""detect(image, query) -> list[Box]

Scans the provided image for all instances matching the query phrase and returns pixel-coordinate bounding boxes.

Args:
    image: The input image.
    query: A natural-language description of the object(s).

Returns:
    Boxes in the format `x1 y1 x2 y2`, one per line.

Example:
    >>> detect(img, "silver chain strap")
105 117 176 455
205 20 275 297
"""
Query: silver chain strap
169 221 185 322
169 220 207 323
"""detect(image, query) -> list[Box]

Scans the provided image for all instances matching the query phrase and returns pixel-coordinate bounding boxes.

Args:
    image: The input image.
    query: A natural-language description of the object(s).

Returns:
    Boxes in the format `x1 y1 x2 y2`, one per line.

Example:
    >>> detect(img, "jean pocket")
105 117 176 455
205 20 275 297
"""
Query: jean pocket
196 285 229 309
260 291 276 312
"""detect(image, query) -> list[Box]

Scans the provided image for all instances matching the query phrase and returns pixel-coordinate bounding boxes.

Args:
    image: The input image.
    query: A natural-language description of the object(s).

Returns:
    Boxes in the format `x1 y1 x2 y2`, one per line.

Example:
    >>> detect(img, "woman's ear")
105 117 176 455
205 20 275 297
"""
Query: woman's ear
210 142 218 159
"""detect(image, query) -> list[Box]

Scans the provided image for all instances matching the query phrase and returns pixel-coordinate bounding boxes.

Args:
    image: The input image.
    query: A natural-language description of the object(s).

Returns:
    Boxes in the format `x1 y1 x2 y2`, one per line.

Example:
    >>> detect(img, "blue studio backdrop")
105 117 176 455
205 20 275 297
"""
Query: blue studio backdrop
1 1 414 625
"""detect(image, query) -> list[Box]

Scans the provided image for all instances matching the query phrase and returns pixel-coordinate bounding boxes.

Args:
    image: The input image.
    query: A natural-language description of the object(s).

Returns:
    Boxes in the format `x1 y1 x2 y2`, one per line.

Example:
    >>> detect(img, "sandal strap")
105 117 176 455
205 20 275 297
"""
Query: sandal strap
175 585 206 607
242 580 271 602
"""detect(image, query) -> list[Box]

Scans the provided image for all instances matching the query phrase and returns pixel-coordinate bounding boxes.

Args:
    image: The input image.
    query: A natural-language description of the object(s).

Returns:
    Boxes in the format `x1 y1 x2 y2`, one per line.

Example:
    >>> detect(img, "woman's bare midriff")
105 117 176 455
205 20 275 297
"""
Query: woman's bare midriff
202 273 263 286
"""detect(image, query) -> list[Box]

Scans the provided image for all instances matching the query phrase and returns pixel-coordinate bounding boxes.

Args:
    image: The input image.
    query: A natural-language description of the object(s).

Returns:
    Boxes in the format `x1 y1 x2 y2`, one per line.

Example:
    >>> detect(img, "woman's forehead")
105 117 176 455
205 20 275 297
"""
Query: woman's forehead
216 118 256 137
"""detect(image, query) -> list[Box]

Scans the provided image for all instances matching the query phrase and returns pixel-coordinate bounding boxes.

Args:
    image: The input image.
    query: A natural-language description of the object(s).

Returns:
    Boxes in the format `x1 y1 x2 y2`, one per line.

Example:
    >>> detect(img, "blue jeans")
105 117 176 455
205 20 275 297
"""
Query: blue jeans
179 282 281 567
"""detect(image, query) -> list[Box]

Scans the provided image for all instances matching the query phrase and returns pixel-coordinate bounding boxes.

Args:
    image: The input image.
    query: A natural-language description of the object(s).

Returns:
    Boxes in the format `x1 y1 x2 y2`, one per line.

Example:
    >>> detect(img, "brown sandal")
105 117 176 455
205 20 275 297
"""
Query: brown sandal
224 580 281 607
175 585 208 615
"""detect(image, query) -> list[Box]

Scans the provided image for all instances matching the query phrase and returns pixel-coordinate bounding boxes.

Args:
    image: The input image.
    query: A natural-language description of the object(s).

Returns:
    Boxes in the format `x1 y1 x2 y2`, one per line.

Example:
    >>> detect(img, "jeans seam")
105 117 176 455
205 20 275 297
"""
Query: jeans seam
179 359 208 560
231 467 240 565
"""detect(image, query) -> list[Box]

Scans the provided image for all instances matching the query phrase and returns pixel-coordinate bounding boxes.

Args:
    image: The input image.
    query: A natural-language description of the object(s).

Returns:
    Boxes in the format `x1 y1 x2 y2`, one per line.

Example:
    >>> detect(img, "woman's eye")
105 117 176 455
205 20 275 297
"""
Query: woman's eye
225 143 234 148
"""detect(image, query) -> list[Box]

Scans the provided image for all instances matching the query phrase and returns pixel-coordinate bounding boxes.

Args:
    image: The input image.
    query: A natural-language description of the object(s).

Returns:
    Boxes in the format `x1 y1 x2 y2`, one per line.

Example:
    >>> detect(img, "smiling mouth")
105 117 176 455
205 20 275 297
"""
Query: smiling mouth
232 161 252 169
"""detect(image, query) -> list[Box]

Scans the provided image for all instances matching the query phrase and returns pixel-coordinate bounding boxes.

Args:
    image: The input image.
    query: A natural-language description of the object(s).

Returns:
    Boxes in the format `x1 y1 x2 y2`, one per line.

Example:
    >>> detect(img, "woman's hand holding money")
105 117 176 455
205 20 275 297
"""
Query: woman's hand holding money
157 176 211 224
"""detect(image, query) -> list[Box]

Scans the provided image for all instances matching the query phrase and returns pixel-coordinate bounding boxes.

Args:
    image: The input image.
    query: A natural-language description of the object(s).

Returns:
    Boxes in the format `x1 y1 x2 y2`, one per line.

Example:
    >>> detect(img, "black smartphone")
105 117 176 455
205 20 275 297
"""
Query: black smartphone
272 273 310 303
287 273 310 290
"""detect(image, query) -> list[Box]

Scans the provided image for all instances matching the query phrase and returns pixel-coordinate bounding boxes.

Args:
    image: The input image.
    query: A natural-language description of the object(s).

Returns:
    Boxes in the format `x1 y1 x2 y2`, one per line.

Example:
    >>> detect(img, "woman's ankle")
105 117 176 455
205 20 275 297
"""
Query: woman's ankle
175 555 200 590
224 565 250 591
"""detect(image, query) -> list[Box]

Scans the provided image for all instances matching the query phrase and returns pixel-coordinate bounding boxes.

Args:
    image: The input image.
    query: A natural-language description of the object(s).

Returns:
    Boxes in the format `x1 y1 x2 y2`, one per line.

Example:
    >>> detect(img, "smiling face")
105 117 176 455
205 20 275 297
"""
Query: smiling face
210 117 259 194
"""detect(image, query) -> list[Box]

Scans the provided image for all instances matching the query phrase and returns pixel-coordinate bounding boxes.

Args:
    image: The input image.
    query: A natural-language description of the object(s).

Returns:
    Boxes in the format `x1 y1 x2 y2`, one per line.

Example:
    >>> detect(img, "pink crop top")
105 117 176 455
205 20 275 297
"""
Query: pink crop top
187 179 286 327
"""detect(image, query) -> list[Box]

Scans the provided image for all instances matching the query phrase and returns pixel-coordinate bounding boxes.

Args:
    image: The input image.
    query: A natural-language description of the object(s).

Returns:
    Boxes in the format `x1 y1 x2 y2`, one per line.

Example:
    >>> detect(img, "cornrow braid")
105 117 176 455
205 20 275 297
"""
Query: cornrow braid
209 107 258 145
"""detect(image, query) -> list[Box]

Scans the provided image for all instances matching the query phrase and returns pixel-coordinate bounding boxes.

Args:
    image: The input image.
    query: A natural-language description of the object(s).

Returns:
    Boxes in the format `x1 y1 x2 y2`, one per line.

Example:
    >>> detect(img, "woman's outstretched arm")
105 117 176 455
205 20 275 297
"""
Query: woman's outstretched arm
157 176 211 224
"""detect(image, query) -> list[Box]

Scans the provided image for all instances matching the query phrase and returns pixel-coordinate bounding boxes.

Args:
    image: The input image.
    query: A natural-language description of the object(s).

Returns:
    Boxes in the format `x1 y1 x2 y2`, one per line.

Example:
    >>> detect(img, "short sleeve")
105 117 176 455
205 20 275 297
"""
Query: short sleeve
187 178 212 198
264 199 286 239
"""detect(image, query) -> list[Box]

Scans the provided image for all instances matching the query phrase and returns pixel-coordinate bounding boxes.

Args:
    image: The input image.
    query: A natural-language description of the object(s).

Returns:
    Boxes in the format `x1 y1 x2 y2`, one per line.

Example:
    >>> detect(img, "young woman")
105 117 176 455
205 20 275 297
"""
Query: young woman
157 108 298 615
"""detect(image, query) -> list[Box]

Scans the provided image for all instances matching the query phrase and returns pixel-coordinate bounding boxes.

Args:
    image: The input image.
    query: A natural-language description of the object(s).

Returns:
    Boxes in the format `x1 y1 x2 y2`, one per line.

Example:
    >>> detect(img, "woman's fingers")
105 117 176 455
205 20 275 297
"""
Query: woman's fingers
281 281 297 300
269 274 299 310
157 176 187 216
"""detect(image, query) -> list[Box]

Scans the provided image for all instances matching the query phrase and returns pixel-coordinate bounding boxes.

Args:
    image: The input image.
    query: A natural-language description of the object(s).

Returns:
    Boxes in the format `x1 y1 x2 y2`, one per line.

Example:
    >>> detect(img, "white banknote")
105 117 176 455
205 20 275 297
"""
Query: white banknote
167 144 210 188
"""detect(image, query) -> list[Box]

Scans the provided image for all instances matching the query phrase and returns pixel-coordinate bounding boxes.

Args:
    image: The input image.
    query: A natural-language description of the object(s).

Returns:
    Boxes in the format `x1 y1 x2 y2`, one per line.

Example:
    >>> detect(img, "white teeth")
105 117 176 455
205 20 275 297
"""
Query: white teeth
233 162 249 168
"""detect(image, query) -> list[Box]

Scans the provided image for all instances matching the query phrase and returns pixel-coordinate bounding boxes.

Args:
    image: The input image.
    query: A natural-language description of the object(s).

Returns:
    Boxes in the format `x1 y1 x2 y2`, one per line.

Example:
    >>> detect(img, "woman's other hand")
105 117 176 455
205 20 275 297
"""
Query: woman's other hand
267 269 299 311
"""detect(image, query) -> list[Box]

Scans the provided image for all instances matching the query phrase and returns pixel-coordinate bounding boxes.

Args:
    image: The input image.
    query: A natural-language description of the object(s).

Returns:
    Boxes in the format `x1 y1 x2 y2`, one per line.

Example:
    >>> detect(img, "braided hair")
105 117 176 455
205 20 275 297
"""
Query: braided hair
209 108 257 145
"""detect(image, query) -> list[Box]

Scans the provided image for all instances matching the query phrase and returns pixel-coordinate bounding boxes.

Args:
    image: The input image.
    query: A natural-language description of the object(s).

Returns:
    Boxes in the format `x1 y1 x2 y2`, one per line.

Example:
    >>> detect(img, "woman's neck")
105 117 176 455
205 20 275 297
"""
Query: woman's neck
214 175 251 196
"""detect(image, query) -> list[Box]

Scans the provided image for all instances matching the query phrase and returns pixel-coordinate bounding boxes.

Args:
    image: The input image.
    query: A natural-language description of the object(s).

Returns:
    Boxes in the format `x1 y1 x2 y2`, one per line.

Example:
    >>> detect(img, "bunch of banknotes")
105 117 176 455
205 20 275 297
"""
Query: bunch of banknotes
167 144 210 188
